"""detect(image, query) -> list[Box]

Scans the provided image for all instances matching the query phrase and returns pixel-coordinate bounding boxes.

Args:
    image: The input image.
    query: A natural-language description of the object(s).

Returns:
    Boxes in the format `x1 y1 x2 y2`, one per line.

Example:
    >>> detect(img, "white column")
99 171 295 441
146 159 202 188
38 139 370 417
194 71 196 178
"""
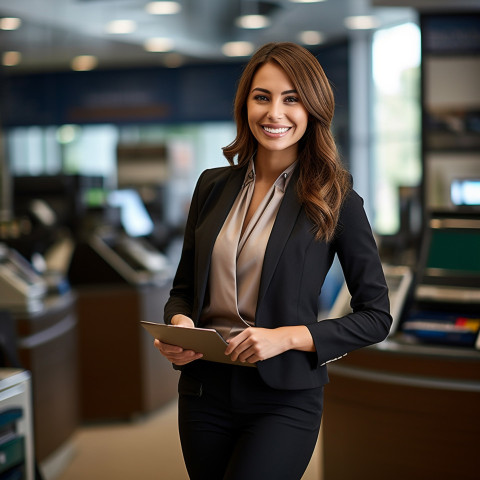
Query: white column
349 30 374 221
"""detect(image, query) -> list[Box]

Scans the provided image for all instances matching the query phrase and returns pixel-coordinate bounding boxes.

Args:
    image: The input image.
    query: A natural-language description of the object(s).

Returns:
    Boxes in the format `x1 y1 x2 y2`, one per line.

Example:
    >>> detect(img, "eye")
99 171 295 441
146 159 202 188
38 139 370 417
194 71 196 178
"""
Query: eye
284 96 299 103
253 94 269 102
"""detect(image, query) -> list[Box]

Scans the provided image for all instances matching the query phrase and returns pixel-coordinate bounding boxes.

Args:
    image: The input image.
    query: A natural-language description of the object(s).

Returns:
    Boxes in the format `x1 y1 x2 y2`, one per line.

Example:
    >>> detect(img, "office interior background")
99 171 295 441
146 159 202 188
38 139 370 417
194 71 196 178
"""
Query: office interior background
0 1 479 479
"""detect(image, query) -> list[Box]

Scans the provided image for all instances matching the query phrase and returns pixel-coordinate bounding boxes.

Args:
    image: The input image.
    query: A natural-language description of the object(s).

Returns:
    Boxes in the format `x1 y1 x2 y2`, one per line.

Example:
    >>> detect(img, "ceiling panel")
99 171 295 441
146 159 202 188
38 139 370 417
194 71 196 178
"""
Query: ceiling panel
0 0 432 72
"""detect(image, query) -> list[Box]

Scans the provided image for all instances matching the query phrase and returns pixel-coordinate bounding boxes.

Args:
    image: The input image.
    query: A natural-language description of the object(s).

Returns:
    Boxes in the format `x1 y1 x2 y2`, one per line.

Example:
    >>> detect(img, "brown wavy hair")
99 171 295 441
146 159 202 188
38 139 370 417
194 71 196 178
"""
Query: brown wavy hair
222 42 351 242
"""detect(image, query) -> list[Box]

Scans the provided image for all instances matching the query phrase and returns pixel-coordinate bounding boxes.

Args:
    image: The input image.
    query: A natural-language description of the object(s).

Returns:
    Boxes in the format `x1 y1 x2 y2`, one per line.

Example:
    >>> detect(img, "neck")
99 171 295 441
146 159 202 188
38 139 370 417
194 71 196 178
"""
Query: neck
254 147 297 183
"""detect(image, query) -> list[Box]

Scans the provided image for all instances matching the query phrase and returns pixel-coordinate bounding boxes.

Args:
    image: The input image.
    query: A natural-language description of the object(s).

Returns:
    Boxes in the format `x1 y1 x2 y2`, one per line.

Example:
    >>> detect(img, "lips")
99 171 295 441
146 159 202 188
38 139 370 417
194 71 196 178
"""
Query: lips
262 125 291 135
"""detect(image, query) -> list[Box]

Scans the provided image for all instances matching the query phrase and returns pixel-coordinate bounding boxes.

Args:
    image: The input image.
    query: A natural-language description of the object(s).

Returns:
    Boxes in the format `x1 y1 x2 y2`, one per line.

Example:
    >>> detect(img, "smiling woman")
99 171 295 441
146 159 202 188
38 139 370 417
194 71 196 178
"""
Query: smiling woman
154 42 391 480
247 62 309 165
224 42 350 242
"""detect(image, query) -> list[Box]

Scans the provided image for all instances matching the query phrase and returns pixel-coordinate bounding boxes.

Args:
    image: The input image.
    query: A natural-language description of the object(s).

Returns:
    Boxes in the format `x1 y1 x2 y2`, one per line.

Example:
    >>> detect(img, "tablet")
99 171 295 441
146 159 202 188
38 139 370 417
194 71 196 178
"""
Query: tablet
140 321 256 368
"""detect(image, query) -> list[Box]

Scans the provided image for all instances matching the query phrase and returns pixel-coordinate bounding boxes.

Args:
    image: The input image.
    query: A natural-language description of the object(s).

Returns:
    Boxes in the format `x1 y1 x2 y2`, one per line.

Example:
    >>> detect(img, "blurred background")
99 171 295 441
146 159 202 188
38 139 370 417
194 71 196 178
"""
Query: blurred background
0 1 479 479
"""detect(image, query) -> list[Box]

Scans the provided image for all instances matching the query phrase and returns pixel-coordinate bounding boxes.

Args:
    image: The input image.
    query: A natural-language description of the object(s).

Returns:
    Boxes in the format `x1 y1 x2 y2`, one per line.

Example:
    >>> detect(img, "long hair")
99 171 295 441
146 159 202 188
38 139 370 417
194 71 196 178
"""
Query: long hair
222 42 351 242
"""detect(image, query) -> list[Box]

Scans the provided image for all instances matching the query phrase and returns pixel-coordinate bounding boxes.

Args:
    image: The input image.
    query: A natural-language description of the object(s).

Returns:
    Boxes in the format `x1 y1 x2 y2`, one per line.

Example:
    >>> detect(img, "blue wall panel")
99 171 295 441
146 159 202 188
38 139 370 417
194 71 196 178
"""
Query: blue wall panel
0 43 348 128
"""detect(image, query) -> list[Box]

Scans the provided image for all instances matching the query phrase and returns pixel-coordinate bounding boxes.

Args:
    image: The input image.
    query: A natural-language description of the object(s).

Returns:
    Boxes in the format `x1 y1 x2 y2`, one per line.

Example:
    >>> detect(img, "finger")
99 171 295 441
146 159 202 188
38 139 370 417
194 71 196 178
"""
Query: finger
229 340 254 362
155 340 184 354
236 345 256 363
168 349 193 359
225 330 250 355
162 344 184 354
224 337 239 355
170 351 203 365
236 346 264 363
245 355 260 364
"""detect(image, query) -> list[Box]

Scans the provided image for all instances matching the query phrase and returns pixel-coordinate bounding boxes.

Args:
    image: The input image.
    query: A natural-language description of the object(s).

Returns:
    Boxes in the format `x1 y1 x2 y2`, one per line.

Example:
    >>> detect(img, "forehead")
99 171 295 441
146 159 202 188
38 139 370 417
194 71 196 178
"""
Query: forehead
250 62 294 89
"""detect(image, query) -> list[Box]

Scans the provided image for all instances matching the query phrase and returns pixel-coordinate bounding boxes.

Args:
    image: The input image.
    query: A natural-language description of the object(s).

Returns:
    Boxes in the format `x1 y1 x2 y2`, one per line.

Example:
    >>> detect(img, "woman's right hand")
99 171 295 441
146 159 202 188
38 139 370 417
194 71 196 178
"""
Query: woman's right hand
153 314 203 365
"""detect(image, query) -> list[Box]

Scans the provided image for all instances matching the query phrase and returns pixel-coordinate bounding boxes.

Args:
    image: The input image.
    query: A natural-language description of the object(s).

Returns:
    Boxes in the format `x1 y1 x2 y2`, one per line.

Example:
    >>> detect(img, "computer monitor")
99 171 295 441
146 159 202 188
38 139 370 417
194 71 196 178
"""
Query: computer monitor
451 179 480 207
107 189 154 238
416 217 480 299
327 265 413 337
425 225 480 277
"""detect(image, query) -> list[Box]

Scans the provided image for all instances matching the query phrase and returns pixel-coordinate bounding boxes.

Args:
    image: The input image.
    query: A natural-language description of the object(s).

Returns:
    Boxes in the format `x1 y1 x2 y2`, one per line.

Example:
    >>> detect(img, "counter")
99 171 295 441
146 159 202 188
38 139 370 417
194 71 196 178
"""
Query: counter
14 292 78 462
323 338 480 480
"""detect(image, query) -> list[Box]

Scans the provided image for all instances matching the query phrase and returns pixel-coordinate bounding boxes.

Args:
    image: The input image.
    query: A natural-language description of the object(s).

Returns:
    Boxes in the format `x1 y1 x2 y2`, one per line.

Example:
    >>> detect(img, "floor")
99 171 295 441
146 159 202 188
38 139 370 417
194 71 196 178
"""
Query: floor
42 400 323 480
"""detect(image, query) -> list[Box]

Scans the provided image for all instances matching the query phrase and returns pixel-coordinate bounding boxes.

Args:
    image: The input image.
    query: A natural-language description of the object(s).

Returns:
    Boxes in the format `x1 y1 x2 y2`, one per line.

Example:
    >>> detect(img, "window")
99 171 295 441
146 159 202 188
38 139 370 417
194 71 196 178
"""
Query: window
372 22 421 235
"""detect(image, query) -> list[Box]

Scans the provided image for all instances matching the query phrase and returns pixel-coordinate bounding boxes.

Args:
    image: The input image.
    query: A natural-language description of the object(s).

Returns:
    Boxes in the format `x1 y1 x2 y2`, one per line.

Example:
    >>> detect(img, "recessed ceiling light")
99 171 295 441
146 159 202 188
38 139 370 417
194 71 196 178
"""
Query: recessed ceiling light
105 19 137 34
0 17 22 30
235 14 270 29
344 15 379 30
2 51 21 66
299 30 325 45
222 41 255 57
144 37 174 52
71 55 98 71
146 1 181 15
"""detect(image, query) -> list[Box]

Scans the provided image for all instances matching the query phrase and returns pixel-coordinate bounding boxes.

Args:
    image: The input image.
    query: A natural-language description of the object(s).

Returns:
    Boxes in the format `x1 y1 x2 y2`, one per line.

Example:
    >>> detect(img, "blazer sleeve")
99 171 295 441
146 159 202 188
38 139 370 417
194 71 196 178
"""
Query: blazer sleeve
305 190 392 367
163 170 206 324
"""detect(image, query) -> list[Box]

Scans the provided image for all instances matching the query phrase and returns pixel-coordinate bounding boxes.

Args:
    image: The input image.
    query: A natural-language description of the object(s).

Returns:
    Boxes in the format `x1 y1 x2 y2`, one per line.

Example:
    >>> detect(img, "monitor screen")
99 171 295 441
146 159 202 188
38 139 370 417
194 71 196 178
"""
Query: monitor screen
107 189 154 237
426 228 480 274
451 179 480 206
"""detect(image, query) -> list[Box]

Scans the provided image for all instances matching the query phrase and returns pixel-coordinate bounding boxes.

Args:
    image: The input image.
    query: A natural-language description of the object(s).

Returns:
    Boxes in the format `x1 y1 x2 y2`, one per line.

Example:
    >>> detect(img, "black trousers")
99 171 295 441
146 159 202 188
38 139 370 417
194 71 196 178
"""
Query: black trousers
177 361 324 480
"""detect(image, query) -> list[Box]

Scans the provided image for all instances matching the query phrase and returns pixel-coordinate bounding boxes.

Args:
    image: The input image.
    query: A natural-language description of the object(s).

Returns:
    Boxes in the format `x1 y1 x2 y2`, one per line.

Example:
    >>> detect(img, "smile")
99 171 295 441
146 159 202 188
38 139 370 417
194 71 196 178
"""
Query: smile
262 126 291 134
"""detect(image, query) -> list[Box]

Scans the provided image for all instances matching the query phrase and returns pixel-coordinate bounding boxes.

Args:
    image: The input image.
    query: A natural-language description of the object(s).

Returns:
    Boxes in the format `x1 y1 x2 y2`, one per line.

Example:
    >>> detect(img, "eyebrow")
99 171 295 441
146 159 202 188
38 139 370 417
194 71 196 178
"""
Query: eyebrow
251 87 298 95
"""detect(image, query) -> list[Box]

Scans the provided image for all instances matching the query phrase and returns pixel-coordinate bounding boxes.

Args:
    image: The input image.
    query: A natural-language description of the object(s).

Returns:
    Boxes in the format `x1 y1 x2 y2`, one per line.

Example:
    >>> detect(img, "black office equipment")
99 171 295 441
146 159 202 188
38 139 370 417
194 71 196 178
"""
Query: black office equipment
415 217 480 304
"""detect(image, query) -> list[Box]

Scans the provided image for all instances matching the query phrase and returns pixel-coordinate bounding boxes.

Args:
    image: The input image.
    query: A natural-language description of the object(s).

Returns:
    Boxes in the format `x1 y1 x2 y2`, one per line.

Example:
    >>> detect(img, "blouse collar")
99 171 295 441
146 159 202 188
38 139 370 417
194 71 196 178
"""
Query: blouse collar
244 156 297 193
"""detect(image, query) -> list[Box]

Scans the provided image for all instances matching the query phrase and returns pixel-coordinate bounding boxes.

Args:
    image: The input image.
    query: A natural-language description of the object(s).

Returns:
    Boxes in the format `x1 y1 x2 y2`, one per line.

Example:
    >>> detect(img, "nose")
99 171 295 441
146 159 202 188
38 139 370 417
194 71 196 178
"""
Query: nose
267 99 283 120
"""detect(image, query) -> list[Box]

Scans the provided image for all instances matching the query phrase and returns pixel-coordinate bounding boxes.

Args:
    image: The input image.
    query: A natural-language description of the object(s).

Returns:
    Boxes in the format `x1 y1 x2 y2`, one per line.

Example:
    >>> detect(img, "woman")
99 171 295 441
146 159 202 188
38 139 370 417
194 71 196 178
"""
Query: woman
155 42 391 480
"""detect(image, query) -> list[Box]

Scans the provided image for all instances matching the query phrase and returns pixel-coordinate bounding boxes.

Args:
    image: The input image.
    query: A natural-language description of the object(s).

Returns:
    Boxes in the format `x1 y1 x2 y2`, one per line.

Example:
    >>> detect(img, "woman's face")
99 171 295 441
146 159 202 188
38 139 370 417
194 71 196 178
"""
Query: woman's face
247 61 308 159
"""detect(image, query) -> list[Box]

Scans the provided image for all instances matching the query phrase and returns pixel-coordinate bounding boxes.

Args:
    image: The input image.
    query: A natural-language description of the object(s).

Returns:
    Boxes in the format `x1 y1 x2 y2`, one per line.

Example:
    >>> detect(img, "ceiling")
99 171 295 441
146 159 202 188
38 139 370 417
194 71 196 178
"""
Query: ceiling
0 0 477 72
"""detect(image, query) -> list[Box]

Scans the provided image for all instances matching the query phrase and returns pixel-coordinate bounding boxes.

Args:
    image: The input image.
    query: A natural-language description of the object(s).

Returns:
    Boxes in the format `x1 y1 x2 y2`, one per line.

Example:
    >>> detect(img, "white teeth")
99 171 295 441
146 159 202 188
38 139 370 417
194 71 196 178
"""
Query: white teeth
263 126 290 134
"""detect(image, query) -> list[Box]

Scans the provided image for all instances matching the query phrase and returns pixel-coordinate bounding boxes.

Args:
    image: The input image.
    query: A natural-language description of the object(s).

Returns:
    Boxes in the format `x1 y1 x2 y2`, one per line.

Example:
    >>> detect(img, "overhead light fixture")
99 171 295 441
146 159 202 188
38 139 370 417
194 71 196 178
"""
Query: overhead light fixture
105 19 137 34
299 30 325 45
222 41 255 57
146 1 181 15
2 51 21 66
344 15 379 30
71 55 98 71
144 37 174 52
235 14 270 29
0 17 22 30
289 0 326 3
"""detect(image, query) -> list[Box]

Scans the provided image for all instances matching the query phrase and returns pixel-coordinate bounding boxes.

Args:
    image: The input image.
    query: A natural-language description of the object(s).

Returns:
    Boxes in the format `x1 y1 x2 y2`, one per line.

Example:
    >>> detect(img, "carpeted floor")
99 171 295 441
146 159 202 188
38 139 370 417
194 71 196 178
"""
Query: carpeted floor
44 399 322 480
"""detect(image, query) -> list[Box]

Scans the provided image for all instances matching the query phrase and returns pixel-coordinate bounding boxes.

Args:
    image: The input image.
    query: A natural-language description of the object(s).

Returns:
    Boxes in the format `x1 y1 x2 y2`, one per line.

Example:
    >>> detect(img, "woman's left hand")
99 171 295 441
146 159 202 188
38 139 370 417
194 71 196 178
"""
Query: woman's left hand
225 326 316 364
224 327 289 364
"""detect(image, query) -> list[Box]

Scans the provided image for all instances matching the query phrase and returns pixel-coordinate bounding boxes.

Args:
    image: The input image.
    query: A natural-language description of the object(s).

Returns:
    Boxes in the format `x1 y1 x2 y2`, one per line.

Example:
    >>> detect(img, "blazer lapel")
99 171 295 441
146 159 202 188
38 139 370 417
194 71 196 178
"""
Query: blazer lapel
194 166 247 320
257 169 302 308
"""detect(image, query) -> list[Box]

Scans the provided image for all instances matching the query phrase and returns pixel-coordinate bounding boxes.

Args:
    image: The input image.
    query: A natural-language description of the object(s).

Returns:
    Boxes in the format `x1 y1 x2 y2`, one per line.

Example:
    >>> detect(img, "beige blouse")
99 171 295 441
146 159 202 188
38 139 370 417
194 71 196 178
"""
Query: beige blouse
199 158 297 341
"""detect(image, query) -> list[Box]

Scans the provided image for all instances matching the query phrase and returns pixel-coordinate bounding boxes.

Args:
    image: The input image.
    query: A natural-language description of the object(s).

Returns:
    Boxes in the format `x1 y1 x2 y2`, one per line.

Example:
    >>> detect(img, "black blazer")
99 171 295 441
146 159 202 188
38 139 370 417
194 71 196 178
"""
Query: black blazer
164 164 392 390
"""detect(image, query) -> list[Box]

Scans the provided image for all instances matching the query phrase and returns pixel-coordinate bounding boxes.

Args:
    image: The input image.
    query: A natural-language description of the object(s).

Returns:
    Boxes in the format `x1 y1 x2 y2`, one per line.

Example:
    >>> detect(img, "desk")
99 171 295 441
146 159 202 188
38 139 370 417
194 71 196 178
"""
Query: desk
323 339 480 480
74 282 178 421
